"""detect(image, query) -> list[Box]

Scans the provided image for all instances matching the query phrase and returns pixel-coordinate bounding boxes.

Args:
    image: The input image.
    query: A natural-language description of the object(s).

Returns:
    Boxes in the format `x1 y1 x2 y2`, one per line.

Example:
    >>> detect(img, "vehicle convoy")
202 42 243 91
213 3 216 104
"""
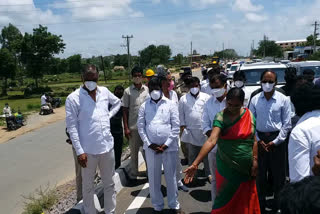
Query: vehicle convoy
239 62 287 97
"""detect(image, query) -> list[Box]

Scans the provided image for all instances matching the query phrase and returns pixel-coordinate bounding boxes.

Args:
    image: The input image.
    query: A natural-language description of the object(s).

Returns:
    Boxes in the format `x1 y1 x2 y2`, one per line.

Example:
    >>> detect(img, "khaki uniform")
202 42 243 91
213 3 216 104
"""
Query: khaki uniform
122 84 149 178
175 80 190 160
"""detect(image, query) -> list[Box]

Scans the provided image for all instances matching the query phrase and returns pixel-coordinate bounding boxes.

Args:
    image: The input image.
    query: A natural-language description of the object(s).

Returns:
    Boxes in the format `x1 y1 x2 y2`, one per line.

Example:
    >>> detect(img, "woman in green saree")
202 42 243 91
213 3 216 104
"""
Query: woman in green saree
184 87 260 214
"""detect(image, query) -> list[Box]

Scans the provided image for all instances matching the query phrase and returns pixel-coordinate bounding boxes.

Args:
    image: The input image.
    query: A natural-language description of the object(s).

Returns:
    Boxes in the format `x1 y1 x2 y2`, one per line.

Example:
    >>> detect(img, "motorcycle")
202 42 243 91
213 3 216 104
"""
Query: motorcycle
39 104 53 115
50 97 62 108
6 111 25 131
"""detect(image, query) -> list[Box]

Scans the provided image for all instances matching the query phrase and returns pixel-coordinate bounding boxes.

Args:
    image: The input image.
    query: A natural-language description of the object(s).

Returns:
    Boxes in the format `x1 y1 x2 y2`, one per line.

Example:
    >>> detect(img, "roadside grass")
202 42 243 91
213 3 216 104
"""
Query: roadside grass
22 184 58 214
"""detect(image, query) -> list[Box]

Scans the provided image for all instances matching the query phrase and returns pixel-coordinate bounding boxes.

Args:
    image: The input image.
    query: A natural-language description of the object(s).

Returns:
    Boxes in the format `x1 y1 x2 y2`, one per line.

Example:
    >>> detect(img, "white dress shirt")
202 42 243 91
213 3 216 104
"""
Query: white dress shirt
249 90 292 145
289 110 320 182
41 95 47 105
200 79 209 88
169 90 179 104
202 96 226 135
179 92 210 146
200 82 212 95
66 86 121 155
137 96 180 152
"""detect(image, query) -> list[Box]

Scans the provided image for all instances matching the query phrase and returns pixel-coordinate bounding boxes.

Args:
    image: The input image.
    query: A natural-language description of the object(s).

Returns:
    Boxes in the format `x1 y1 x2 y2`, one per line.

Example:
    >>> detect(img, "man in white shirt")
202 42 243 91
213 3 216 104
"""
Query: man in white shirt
137 78 183 214
233 70 250 107
249 70 292 213
65 64 121 214
289 83 320 182
202 74 227 205
179 77 211 182
3 103 11 116
201 67 220 95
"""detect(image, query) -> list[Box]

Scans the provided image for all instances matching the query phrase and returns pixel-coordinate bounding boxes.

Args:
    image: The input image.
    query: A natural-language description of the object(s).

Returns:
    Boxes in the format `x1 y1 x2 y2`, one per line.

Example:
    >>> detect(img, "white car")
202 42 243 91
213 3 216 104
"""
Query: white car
228 64 241 79
225 62 232 73
239 63 287 98
288 61 320 79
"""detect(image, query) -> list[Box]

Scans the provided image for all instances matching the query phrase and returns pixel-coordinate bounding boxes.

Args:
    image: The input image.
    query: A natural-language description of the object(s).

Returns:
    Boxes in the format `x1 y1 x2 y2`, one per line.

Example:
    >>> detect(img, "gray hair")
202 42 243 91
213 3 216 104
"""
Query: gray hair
81 64 98 75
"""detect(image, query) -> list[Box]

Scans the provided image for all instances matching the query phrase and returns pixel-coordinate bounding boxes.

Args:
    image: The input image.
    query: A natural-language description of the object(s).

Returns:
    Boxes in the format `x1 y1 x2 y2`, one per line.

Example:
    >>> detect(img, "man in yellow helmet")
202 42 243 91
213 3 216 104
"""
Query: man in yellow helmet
146 69 155 82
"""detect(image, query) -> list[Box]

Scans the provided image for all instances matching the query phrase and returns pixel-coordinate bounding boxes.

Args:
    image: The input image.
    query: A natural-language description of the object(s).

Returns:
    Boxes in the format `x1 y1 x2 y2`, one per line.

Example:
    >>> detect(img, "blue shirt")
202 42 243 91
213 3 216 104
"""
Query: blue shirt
249 90 292 145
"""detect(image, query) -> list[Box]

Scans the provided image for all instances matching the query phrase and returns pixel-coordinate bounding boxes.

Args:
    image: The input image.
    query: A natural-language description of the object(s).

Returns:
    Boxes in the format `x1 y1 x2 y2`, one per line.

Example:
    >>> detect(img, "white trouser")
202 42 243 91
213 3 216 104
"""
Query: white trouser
176 142 184 187
208 148 217 206
82 150 116 214
146 149 180 211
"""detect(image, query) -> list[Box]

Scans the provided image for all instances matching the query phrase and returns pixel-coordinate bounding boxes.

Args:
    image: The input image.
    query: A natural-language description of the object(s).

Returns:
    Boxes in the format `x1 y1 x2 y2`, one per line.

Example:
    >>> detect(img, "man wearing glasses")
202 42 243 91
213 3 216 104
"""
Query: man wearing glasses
249 70 292 214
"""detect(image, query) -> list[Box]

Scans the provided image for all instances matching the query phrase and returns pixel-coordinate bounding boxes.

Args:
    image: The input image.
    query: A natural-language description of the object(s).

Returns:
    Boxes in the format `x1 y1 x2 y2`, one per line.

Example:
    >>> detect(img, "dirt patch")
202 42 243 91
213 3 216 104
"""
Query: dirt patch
0 107 66 144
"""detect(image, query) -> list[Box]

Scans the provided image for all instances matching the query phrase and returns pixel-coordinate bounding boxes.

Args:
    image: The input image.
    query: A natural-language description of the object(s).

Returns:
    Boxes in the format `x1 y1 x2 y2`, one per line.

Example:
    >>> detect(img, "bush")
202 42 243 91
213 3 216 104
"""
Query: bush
22 185 58 214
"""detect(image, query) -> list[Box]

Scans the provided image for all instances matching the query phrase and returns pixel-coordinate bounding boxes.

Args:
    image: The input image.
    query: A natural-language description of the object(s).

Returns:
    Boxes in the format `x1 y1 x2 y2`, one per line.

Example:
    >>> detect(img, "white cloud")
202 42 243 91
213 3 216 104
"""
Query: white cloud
232 0 263 12
245 13 267 22
212 23 224 30
53 0 142 20
0 0 62 27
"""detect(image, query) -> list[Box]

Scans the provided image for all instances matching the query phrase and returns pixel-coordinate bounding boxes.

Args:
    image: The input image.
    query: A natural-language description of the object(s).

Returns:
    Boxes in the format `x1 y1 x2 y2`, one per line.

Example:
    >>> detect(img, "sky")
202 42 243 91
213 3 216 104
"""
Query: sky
0 0 319 58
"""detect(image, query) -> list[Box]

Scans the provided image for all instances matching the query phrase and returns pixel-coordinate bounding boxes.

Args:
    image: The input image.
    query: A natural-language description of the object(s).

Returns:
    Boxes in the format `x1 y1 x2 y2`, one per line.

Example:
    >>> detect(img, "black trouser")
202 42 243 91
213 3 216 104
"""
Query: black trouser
256 131 286 213
112 132 124 169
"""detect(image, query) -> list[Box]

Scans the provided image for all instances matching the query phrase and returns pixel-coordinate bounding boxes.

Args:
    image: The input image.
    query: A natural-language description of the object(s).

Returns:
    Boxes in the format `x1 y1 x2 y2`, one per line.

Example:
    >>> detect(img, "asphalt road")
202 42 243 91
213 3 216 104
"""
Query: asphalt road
0 120 74 214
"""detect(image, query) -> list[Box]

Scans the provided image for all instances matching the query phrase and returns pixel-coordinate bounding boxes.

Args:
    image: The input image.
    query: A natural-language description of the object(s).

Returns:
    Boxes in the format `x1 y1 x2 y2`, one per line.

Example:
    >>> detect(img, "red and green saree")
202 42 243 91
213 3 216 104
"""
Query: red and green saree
211 108 260 214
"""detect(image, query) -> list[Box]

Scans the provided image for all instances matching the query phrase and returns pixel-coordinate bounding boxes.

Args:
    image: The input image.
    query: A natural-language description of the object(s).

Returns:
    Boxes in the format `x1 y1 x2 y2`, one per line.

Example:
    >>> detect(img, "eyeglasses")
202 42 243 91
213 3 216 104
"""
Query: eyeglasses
261 81 275 84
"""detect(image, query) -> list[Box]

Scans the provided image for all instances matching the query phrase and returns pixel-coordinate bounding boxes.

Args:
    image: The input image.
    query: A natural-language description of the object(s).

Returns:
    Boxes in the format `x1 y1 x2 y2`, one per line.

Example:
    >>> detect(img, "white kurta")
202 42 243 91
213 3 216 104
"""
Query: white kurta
289 110 320 182
179 92 210 146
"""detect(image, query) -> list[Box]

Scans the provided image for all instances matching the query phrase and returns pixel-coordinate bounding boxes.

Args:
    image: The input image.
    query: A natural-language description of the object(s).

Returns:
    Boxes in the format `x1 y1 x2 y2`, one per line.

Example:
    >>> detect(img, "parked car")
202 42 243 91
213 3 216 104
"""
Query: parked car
225 62 232 73
228 63 241 79
239 63 287 97
288 61 320 79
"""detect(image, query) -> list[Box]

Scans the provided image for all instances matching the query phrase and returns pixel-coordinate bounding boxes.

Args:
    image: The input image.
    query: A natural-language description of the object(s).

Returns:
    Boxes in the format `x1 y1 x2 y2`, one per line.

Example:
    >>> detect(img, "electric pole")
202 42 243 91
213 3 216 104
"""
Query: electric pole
222 42 225 60
122 35 133 73
100 56 106 83
190 41 193 66
312 21 319 53
263 35 267 58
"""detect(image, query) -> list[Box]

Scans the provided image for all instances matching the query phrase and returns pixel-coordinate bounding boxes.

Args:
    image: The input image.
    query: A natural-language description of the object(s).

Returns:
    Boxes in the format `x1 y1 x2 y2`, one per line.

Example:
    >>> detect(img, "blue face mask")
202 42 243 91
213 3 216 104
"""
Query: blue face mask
84 81 97 91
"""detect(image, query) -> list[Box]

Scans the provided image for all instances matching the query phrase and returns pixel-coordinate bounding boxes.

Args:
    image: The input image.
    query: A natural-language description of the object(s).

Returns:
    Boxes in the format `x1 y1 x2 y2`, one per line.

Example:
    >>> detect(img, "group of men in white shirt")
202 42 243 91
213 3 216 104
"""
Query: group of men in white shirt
65 64 320 214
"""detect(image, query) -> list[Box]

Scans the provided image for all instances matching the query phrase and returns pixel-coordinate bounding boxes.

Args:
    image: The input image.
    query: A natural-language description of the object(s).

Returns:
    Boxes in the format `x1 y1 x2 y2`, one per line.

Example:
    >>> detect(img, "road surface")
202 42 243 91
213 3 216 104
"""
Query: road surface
0 120 74 214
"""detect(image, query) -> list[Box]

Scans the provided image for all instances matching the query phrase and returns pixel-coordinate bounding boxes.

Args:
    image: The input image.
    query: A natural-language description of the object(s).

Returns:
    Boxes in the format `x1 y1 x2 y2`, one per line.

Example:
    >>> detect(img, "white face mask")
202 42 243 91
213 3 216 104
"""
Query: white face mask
84 81 97 91
150 90 162 101
211 87 226 98
190 87 200 95
234 81 244 88
262 83 275 93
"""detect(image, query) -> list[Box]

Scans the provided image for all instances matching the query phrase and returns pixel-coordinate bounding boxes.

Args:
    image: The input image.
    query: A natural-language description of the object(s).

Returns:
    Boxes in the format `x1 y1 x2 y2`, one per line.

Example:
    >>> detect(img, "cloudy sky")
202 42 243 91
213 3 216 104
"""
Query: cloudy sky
0 0 319 58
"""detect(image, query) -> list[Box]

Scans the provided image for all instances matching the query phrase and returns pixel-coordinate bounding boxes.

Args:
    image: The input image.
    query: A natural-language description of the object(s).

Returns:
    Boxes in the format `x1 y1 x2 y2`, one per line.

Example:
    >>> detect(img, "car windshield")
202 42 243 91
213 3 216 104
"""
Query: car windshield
231 65 238 71
301 66 320 78
244 68 286 85
227 64 232 69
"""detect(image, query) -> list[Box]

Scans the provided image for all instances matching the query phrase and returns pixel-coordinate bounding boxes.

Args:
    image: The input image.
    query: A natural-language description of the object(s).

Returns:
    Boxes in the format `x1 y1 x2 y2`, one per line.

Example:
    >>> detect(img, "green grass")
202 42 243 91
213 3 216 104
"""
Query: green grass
22 185 58 214
0 98 41 113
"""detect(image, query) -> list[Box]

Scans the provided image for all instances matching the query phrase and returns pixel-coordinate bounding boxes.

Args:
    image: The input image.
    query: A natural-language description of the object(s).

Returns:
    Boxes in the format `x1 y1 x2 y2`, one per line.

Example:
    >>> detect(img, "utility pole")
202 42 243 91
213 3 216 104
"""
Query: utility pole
190 41 193 66
222 42 225 60
100 56 106 83
312 21 319 53
122 35 133 74
263 35 267 58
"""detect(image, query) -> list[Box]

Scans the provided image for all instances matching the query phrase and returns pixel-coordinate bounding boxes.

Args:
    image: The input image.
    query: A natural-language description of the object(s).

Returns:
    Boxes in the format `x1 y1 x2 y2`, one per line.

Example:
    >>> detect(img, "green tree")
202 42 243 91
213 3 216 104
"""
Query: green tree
303 34 320 46
0 23 23 54
21 25 65 87
0 48 16 95
139 44 172 67
113 54 128 68
67 54 82 73
255 40 283 58
214 49 238 59
174 53 184 65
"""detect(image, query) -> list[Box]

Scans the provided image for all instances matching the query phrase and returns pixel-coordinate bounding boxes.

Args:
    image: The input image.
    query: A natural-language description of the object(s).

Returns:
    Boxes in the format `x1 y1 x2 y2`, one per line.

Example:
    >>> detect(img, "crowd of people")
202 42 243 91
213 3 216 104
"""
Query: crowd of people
65 63 320 214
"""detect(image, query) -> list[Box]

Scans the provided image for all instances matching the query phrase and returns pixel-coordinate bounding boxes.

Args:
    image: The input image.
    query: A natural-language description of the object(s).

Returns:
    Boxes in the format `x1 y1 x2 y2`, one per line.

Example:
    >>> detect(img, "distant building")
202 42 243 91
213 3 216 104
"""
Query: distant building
276 39 307 49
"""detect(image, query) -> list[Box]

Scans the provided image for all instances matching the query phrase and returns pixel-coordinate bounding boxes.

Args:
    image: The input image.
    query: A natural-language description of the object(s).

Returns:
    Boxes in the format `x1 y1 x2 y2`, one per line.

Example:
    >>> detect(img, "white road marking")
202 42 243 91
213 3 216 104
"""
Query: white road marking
125 183 150 214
